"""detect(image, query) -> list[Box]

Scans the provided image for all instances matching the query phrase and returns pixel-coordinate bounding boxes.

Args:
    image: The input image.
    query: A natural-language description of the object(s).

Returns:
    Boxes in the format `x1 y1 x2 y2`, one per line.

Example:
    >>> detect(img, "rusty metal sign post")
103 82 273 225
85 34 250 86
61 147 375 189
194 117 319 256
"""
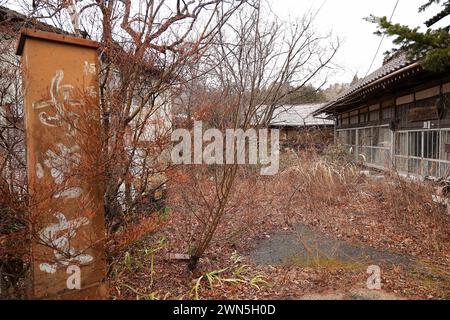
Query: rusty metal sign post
17 29 107 299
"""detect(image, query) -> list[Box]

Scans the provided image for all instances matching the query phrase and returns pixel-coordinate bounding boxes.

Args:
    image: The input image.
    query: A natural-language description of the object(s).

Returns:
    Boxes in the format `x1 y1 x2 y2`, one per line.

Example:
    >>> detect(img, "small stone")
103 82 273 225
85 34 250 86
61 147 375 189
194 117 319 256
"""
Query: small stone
167 253 190 260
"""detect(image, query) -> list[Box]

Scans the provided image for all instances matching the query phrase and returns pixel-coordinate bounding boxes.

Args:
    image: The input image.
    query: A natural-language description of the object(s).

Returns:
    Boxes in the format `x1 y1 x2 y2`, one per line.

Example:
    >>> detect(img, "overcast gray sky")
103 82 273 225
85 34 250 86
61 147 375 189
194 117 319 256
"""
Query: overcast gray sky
7 0 447 86
269 0 446 85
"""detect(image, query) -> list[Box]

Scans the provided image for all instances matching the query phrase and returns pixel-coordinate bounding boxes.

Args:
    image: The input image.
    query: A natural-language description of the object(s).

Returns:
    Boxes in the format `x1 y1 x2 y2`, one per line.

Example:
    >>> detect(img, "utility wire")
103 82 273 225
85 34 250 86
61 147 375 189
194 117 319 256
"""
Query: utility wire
364 0 400 77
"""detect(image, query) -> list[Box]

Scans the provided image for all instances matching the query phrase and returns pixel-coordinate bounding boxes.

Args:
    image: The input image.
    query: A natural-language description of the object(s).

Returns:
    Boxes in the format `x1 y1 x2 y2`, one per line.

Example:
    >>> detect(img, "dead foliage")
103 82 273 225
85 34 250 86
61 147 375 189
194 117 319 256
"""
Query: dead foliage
111 148 450 300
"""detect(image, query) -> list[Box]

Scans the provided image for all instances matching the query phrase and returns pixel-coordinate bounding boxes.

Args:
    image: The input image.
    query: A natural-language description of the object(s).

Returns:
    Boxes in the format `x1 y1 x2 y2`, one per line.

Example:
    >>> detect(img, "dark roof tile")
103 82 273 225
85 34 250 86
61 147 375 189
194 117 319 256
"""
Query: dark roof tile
314 53 416 115
334 53 410 103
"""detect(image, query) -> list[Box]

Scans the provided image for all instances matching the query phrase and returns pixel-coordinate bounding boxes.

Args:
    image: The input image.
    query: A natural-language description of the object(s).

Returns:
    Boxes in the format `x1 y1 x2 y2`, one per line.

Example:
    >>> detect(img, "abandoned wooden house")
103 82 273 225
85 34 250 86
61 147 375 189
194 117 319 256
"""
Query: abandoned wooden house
314 53 450 179
269 103 334 149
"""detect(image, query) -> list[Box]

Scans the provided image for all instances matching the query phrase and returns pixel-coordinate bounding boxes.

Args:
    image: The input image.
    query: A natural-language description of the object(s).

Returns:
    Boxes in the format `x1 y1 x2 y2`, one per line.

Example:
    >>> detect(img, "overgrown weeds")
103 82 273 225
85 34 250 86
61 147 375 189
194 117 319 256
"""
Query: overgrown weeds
190 252 267 300
114 147 449 300
275 149 450 259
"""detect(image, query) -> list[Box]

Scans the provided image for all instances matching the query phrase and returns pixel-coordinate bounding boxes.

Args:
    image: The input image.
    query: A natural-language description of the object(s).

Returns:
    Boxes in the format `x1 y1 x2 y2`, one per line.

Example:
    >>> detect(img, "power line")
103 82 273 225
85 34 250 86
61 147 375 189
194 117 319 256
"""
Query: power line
364 0 400 77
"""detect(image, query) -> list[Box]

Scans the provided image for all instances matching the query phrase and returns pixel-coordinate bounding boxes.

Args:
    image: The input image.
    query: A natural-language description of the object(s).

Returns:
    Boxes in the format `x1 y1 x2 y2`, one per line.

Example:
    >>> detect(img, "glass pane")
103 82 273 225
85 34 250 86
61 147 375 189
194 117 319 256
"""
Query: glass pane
408 132 422 157
378 127 391 148
395 157 408 173
373 149 391 167
366 147 372 163
373 149 380 166
441 131 450 161
440 162 450 178
382 107 394 120
359 146 372 163
350 130 356 146
366 128 372 146
408 158 422 175
373 127 379 146
358 128 371 146
337 131 345 144
395 132 408 156
370 110 379 121
423 131 439 160
423 160 439 177
346 130 352 145
359 113 368 124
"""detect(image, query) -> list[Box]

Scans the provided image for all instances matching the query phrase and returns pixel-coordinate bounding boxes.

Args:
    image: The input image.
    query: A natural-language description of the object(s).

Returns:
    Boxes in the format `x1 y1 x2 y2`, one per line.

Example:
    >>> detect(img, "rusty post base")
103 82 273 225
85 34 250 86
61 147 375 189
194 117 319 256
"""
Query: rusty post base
33 282 109 300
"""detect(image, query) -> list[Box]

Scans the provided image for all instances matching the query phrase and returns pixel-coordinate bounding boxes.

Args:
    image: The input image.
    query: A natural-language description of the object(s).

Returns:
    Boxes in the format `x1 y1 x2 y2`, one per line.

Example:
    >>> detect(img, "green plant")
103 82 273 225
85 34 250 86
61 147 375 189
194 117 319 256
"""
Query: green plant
190 253 268 299
158 207 172 222
249 275 268 290
191 267 228 300
121 283 162 300
124 252 133 271
142 292 161 300
231 251 244 264
144 237 167 287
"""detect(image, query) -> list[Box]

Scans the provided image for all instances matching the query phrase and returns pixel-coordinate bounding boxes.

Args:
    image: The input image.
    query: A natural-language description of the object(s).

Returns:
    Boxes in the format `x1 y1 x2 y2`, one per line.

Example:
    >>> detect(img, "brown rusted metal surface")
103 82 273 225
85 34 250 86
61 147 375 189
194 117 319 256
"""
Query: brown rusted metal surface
17 29 107 299
16 28 99 55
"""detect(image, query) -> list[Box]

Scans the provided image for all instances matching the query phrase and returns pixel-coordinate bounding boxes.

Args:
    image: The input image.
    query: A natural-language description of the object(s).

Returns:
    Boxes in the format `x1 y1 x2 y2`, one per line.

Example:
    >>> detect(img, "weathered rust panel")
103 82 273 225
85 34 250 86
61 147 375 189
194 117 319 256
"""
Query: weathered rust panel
50 282 109 300
18 29 107 299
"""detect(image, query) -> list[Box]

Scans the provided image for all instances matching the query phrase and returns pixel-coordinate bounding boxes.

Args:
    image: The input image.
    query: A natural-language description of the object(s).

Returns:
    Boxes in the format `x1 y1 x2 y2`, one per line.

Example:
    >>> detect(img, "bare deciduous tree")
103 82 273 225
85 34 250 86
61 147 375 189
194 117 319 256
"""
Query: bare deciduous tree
17 0 248 232
0 0 247 295
174 1 340 269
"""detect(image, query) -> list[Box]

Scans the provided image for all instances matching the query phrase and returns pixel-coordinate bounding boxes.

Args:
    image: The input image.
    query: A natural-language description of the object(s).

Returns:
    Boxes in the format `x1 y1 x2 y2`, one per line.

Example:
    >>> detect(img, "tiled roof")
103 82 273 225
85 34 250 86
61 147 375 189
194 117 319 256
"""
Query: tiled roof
315 53 417 115
335 54 411 102
269 103 333 127
0 5 68 34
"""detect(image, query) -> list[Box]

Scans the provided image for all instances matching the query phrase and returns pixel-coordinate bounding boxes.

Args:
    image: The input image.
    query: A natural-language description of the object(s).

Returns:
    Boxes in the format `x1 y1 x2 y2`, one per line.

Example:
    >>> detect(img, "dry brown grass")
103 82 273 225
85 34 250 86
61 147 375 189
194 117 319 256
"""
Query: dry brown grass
112 147 450 300
277 149 449 258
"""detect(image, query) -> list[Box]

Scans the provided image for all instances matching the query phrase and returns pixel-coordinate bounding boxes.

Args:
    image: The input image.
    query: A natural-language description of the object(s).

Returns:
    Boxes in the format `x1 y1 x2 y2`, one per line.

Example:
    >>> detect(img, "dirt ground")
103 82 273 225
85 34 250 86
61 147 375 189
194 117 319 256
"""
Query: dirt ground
110 155 450 300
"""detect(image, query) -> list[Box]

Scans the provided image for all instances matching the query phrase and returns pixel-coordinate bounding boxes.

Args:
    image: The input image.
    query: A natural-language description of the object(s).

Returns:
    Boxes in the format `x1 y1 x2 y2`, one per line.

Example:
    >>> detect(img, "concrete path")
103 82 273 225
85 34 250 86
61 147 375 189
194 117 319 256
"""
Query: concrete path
250 223 415 268
249 223 414 300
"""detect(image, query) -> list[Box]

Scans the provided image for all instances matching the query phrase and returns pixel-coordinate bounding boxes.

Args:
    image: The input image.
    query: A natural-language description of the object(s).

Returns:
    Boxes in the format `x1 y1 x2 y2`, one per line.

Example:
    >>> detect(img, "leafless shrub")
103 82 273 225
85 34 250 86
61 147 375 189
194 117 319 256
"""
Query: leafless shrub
170 1 340 269
278 149 450 256
0 0 248 297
